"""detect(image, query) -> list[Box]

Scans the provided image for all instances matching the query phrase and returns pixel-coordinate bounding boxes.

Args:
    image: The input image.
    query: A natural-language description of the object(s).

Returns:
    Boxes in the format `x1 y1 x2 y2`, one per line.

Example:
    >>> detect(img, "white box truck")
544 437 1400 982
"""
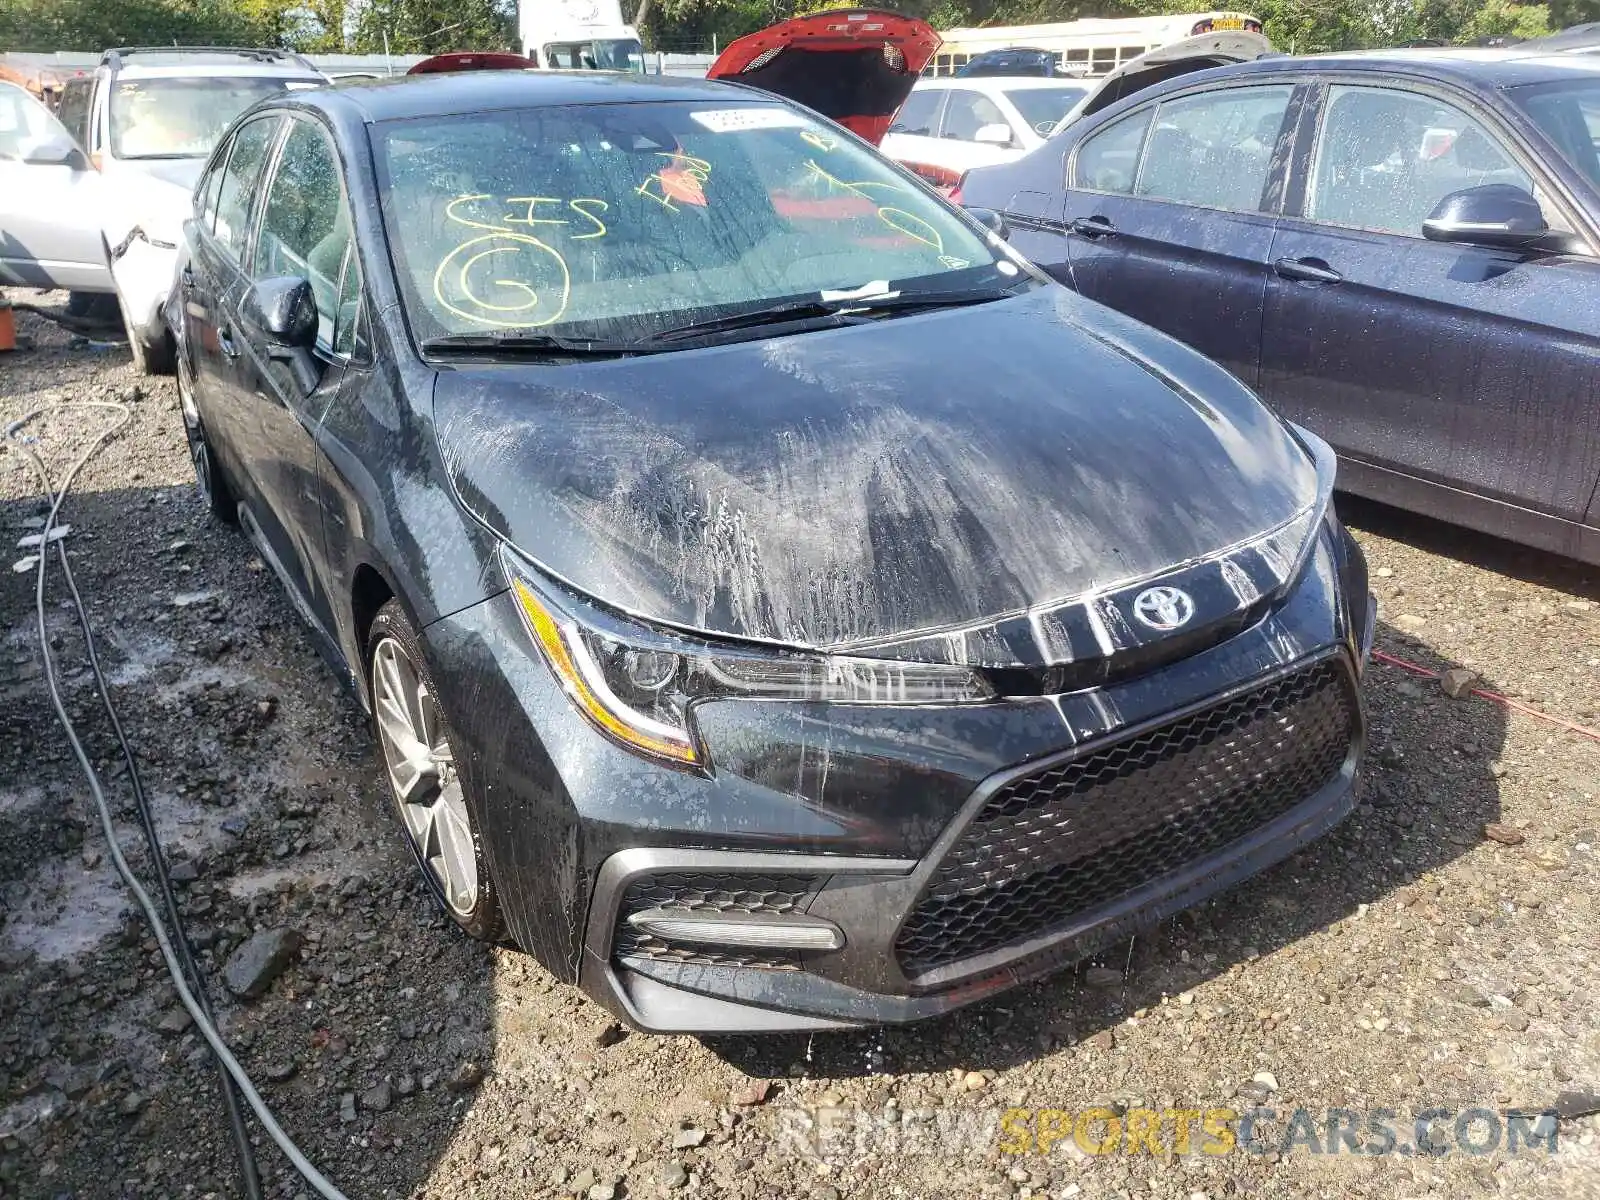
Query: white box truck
521 0 647 71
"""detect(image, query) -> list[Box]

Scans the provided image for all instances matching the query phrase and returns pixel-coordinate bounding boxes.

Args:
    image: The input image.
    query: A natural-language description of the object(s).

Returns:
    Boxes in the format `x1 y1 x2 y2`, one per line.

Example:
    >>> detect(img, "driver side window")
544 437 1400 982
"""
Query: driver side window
941 90 1008 143
0 82 62 161
1307 86 1535 237
214 116 281 262
253 117 357 356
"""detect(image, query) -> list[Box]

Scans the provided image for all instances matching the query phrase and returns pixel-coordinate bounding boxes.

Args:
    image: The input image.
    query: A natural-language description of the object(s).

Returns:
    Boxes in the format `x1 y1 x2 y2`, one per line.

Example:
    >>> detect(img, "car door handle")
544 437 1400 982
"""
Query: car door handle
180 266 195 290
1069 216 1117 239
1273 256 1343 284
217 325 240 359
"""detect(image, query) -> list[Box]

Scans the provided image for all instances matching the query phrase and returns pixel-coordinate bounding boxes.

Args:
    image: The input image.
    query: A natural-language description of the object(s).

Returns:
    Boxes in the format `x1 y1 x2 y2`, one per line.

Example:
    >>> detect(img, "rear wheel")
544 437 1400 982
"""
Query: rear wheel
368 600 506 942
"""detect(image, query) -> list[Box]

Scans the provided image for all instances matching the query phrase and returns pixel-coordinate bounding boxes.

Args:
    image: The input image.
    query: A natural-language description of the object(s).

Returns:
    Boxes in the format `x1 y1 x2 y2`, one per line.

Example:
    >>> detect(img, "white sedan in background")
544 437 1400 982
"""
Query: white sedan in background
881 76 1093 188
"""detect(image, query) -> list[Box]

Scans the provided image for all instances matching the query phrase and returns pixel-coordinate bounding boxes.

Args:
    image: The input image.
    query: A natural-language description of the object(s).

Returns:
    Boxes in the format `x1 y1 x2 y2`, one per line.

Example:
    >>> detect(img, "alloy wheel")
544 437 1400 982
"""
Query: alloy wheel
177 367 214 506
370 636 479 916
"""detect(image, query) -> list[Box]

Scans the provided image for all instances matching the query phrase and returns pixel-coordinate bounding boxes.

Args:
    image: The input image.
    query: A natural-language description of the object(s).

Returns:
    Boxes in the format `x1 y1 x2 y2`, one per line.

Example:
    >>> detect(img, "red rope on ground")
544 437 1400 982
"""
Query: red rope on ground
1370 649 1600 744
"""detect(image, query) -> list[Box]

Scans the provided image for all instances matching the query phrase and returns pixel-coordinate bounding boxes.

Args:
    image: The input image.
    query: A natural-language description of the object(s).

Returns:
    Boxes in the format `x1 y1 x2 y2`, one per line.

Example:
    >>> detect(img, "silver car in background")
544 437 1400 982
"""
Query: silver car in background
2 46 326 371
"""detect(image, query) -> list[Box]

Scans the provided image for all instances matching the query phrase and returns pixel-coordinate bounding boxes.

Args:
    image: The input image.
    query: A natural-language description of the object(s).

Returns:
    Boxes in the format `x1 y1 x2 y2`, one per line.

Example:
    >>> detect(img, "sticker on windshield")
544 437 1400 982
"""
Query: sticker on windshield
690 108 808 133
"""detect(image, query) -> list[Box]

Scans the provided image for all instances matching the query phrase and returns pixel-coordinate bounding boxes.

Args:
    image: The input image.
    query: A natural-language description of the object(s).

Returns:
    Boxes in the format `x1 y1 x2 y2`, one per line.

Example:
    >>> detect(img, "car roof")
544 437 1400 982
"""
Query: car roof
1219 47 1600 89
293 69 767 123
915 75 1095 92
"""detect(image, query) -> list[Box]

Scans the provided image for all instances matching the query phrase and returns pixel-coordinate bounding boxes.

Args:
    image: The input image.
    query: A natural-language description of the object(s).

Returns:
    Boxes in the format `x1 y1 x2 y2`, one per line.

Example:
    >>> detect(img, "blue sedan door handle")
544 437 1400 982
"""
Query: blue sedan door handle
1069 215 1116 239
1273 256 1343 284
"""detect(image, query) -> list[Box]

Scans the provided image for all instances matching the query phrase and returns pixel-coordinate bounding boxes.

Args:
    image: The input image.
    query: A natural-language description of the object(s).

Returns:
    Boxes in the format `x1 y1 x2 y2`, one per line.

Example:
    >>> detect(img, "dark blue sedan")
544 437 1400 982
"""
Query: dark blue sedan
958 49 1600 565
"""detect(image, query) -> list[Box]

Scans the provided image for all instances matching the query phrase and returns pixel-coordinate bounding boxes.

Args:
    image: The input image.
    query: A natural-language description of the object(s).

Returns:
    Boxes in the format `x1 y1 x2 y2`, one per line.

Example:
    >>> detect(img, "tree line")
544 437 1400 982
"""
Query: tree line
0 0 514 56
1 0 1595 59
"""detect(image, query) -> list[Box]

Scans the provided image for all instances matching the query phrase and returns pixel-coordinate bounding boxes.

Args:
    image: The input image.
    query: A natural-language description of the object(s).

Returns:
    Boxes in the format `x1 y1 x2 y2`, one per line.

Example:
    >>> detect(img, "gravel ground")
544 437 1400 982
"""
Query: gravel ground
2 288 1599 1200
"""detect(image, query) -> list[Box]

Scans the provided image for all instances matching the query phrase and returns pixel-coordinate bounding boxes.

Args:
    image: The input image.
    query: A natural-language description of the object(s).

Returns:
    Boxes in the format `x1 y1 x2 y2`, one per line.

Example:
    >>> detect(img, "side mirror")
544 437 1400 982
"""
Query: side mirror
21 134 87 169
241 276 320 392
1422 184 1547 249
973 122 1015 148
963 205 1010 241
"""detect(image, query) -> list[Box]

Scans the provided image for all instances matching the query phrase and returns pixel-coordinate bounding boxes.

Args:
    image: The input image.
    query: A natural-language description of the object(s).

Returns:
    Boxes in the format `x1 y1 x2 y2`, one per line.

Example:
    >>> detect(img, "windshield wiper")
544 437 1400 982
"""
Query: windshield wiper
645 302 873 344
421 331 641 357
645 287 1021 345
829 286 1021 314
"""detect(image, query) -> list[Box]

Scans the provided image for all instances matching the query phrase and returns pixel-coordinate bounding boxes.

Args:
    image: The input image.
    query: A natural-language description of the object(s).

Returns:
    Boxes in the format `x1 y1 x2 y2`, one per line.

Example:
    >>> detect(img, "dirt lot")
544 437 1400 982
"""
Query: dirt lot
2 290 1599 1200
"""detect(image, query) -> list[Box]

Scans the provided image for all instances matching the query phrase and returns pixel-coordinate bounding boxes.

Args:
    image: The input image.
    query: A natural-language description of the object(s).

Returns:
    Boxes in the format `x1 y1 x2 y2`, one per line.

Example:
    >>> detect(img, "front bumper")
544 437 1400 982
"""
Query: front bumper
431 519 1373 1033
107 234 179 344
582 651 1363 1032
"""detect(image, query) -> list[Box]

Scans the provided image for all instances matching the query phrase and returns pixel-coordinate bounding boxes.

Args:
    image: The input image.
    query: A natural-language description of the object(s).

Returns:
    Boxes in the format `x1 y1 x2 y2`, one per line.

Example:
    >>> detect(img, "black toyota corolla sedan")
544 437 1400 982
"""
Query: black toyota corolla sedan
169 68 1373 1033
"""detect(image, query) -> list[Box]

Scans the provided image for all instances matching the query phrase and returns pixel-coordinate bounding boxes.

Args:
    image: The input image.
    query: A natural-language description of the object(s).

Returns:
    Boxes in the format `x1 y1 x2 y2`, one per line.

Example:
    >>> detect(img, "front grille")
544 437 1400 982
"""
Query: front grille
895 659 1356 978
613 873 817 971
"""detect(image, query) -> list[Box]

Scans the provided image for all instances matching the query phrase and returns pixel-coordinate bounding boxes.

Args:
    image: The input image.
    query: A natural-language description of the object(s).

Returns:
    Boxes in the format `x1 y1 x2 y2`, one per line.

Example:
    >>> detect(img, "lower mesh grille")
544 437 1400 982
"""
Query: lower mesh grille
895 659 1357 978
613 873 817 971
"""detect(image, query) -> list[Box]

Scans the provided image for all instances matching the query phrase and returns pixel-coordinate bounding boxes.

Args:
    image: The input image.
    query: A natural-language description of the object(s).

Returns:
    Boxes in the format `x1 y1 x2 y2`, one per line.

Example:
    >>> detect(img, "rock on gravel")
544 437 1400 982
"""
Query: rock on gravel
1439 667 1479 698
362 1080 394 1113
1484 822 1526 846
658 1161 689 1189
221 927 303 998
731 1079 773 1106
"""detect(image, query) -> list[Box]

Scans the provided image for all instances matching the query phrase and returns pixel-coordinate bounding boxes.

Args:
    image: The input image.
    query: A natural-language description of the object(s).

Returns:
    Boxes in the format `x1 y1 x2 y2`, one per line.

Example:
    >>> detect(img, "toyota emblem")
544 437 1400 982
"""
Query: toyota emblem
1132 585 1195 632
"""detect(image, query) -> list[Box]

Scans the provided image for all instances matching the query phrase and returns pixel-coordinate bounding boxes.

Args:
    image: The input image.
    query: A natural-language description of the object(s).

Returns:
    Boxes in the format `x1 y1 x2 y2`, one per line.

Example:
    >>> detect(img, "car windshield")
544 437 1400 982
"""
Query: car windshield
375 100 1011 345
111 77 305 159
1512 78 1600 188
543 39 645 71
1004 85 1091 136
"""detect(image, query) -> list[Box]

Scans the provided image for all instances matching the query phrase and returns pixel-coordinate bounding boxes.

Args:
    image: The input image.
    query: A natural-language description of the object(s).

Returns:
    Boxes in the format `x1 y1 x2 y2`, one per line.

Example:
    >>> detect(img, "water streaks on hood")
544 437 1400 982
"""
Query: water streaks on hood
434 287 1317 662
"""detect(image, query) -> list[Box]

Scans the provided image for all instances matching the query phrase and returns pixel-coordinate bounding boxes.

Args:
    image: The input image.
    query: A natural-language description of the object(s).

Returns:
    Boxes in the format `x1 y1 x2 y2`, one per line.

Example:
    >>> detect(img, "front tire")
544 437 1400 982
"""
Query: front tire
368 600 507 943
177 360 235 524
118 289 175 376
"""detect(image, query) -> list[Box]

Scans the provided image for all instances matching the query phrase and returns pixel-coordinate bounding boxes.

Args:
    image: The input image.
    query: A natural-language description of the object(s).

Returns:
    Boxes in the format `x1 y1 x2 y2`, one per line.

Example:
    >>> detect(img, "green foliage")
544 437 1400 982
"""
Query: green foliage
352 0 516 53
1462 0 1552 39
0 0 271 52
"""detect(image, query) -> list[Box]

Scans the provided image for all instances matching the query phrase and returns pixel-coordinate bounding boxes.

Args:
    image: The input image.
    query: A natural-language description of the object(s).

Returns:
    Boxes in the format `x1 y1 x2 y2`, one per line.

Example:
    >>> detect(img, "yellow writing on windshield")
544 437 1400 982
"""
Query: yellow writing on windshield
800 130 840 154
637 151 712 211
802 160 945 255
430 192 610 328
433 235 572 328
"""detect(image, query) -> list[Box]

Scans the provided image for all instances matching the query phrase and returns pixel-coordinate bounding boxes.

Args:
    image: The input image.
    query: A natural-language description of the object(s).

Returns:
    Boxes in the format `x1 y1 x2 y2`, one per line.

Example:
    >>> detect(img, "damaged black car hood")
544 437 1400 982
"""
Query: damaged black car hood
434 286 1321 664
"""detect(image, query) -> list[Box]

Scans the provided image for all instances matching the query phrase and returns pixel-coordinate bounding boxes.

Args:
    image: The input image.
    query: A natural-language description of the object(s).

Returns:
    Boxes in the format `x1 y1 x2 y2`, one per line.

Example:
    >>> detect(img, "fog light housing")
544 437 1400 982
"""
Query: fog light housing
625 909 845 951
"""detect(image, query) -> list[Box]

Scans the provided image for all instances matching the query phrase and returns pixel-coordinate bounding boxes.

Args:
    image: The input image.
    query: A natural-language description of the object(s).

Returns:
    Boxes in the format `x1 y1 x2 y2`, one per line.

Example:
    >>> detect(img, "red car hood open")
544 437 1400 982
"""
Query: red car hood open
706 9 939 146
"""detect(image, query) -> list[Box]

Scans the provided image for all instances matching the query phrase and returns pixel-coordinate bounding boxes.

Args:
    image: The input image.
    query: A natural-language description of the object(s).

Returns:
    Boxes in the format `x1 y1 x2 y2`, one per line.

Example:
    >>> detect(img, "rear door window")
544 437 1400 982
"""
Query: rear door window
1134 85 1293 212
1073 108 1153 194
1307 85 1533 236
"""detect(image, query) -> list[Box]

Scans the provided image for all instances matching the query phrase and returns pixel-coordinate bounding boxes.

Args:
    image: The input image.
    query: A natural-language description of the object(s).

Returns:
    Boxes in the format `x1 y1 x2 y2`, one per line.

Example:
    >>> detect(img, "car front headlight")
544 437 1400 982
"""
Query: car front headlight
501 549 994 770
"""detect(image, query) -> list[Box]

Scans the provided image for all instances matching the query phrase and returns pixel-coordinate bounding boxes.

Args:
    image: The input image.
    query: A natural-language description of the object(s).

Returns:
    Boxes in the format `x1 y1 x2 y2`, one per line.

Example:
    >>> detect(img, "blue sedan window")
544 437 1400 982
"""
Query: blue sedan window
1308 86 1532 237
